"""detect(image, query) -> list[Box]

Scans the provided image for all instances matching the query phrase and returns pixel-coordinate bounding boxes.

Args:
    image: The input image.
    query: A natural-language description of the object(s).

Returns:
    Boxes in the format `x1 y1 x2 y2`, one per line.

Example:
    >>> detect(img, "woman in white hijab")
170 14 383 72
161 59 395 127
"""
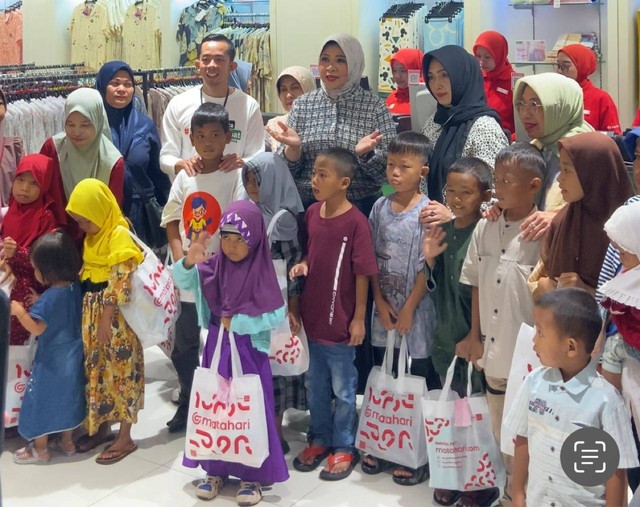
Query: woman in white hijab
267 33 397 217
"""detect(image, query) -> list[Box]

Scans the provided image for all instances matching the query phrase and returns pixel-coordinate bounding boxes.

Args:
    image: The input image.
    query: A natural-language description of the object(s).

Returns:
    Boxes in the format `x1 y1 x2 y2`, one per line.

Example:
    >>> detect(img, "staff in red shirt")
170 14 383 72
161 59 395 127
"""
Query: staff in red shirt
556 44 621 134
385 48 423 116
473 31 515 135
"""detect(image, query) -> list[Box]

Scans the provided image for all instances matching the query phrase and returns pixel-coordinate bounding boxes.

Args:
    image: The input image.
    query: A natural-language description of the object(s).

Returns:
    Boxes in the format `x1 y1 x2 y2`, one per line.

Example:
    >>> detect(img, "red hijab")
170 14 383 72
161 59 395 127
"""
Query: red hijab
558 44 597 88
473 31 514 82
2 154 66 248
386 48 424 115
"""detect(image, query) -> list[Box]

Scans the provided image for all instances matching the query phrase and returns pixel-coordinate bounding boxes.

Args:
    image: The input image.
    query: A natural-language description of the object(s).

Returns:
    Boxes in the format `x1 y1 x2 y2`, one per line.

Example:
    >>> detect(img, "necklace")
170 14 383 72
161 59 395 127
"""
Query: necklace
200 85 230 108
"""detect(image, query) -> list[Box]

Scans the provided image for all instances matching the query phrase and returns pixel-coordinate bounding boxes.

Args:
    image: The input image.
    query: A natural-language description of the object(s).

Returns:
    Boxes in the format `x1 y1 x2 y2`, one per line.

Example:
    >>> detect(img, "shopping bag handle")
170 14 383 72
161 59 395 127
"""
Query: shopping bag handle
379 329 396 377
122 226 151 257
227 327 244 378
396 333 412 392
208 325 226 381
438 355 474 404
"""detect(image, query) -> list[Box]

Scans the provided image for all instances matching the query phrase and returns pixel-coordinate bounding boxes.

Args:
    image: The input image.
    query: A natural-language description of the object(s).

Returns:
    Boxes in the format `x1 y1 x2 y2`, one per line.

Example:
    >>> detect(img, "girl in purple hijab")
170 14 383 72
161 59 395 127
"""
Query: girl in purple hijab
171 200 288 505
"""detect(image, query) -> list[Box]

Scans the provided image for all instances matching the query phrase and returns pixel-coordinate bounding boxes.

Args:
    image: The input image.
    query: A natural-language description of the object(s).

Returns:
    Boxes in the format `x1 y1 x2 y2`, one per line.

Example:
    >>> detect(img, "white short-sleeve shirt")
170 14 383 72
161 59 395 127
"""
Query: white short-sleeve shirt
504 363 639 507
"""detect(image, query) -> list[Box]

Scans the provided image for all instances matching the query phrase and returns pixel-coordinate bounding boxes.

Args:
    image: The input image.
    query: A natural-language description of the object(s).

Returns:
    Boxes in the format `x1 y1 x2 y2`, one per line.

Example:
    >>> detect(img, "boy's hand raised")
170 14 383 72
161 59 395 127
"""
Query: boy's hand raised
289 262 308 279
184 233 210 269
422 225 448 265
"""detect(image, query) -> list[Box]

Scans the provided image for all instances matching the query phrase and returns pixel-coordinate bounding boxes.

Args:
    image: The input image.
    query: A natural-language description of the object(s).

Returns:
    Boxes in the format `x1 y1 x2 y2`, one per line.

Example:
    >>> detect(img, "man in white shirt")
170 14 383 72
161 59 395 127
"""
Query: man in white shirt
159 34 264 179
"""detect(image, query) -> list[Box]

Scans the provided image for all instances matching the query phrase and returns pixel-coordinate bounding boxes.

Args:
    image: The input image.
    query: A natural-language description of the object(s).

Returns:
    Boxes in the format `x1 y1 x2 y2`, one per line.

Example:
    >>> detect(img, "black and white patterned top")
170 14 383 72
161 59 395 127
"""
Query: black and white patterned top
420 114 508 195
281 85 397 203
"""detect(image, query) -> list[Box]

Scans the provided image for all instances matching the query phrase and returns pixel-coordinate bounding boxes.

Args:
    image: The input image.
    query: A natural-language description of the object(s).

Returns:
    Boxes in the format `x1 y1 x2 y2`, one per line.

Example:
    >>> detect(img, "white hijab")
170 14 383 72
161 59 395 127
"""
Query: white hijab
600 200 640 310
319 33 365 100
52 88 123 199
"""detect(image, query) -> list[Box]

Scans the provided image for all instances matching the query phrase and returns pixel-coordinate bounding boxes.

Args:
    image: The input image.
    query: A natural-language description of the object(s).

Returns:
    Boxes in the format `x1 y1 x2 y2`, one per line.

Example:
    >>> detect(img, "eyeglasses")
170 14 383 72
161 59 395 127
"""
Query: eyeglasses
515 100 543 114
553 62 574 73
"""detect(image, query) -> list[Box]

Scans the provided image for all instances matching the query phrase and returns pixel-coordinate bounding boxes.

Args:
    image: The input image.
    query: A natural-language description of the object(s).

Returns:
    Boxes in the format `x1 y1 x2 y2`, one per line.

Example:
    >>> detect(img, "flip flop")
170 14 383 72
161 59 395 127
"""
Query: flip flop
360 454 392 475
13 444 50 465
293 445 331 472
51 439 76 457
319 452 360 481
392 464 429 486
76 432 116 453
455 487 500 507
95 443 138 465
433 489 463 506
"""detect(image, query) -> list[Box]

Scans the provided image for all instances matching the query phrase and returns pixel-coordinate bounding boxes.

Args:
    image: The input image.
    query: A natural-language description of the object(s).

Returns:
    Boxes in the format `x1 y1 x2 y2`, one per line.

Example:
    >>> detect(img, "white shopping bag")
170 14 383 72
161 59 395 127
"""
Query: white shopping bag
0 267 15 297
119 228 181 348
501 324 540 456
268 258 309 376
355 331 428 469
185 327 269 467
4 335 36 428
422 356 506 492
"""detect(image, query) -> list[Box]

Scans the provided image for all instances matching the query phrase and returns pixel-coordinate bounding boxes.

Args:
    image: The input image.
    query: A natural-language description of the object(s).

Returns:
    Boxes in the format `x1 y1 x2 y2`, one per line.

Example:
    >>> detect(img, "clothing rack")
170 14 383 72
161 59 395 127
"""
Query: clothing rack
133 67 199 108
0 63 86 77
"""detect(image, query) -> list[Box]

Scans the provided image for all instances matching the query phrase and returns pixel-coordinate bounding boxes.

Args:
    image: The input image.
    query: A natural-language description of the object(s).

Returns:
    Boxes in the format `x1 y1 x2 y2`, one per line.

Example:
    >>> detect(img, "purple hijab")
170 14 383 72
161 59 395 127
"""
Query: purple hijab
197 200 283 318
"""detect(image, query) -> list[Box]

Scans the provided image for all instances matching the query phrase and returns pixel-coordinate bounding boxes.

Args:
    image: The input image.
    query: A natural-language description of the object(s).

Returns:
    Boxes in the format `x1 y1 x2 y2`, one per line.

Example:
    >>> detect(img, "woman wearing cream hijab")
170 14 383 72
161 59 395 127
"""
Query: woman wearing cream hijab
265 66 316 152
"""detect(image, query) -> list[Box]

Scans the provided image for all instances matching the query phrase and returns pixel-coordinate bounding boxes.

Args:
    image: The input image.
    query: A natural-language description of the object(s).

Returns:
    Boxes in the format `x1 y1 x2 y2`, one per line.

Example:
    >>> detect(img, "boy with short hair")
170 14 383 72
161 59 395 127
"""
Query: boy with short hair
458 142 545 505
506 288 639 507
290 147 378 481
161 102 244 433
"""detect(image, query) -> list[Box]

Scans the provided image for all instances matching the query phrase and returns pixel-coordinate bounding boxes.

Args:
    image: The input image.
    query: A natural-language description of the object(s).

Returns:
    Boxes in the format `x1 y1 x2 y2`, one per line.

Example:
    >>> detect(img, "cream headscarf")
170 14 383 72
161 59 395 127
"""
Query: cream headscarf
66 178 143 283
276 66 316 99
319 33 365 100
53 88 123 199
514 73 593 155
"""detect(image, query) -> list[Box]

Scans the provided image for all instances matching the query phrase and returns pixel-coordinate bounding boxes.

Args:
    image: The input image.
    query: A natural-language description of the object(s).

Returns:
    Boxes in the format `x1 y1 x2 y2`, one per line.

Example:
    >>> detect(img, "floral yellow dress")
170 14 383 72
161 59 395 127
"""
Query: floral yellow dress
82 258 144 435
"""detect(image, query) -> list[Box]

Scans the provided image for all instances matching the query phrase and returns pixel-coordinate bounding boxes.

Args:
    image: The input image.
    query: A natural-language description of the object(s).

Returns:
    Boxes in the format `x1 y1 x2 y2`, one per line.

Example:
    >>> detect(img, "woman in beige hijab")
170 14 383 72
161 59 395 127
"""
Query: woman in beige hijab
265 66 316 152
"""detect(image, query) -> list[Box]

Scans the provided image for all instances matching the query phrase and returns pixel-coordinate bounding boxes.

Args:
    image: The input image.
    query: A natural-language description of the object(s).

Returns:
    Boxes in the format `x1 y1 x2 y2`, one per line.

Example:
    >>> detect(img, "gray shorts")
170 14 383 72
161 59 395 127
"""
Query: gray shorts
601 333 640 374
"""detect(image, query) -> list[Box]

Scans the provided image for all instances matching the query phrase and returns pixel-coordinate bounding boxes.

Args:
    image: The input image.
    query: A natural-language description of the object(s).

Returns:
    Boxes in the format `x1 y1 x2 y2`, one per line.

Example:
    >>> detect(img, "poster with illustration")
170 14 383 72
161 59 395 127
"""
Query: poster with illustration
182 192 222 243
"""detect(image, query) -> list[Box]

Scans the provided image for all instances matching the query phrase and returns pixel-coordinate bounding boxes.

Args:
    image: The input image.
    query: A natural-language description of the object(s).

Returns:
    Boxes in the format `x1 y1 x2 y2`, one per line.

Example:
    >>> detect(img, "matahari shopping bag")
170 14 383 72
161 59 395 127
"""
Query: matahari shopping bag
501 324 540 456
4 335 36 428
119 229 180 350
266 211 309 376
422 356 506 492
356 331 428 469
185 327 269 467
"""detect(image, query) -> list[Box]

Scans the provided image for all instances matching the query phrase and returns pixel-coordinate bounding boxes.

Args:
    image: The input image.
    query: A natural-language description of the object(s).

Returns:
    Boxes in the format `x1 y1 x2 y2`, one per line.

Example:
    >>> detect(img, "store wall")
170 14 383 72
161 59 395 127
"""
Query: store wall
23 0 77 65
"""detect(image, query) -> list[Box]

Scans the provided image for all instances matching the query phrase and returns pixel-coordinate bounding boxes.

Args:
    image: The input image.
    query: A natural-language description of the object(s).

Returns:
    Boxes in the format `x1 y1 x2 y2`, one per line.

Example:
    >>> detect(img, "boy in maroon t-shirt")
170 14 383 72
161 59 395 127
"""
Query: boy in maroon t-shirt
289 147 378 481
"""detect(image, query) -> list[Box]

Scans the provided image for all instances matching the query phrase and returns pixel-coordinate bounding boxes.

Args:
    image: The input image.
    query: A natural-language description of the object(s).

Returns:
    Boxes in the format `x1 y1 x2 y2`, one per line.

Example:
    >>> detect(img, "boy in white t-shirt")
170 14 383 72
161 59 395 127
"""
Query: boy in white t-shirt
506 288 639 507
161 103 244 432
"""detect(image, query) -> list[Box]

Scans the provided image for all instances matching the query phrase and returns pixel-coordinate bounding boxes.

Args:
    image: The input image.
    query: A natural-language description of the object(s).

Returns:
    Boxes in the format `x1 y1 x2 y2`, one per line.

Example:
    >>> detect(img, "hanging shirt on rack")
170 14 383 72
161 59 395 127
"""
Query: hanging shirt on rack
68 2 116 71
159 86 264 179
122 1 162 70
176 1 227 66
0 8 23 66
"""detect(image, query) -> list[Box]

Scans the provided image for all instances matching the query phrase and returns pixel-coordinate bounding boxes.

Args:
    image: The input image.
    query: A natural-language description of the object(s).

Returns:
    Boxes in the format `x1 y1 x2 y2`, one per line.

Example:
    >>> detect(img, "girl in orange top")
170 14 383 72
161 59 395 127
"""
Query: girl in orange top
385 48 423 116
473 31 515 135
556 44 621 134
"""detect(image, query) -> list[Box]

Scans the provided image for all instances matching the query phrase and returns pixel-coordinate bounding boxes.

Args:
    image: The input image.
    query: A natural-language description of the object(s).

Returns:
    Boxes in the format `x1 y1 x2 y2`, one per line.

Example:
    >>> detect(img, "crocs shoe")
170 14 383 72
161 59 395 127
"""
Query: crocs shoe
195 475 225 501
236 481 262 506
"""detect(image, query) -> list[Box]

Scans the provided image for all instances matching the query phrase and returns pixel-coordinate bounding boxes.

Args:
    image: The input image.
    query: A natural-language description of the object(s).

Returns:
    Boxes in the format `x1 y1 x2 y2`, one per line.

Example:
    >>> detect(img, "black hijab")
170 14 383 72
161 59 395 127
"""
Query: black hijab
423 45 501 202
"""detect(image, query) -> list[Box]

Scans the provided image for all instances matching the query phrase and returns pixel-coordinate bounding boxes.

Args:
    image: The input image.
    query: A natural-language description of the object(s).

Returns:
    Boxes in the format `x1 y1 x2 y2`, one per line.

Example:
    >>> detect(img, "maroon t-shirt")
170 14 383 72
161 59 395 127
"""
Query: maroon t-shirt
299 202 378 345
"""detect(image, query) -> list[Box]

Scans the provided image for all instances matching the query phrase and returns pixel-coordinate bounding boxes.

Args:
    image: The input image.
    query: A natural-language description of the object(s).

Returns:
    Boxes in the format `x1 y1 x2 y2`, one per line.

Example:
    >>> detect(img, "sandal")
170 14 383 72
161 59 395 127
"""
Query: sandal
52 439 76 456
360 454 392 475
95 443 138 465
455 487 500 507
13 444 50 465
319 451 360 481
196 475 226 501
392 464 429 486
433 489 463 506
75 432 115 453
293 445 330 472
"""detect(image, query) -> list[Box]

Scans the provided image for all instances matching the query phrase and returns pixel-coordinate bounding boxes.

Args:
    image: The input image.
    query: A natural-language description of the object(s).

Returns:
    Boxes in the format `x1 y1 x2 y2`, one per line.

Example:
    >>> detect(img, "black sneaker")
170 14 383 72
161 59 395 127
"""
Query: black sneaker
166 404 189 433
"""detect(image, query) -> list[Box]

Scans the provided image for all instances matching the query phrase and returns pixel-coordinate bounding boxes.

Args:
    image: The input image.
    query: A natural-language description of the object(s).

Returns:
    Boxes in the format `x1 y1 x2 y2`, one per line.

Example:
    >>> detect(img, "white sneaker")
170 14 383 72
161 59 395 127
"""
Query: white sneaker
195 475 225 501
236 481 262 506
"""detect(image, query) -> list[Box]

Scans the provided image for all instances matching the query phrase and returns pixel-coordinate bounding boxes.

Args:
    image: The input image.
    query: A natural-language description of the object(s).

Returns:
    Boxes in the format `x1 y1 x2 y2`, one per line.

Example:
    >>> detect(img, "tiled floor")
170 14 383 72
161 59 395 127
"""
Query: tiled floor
1 348 439 507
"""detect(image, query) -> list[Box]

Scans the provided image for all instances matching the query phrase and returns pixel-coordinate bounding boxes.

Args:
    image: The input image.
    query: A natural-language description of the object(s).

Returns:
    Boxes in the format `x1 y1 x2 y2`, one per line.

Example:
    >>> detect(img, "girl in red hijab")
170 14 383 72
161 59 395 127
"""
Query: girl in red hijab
386 48 423 116
1 154 67 345
557 44 621 134
473 31 515 135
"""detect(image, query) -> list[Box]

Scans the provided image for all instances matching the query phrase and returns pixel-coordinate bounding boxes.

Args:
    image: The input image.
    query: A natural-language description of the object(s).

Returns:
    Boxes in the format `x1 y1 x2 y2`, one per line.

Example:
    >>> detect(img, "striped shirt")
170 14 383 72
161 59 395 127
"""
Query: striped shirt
281 86 397 202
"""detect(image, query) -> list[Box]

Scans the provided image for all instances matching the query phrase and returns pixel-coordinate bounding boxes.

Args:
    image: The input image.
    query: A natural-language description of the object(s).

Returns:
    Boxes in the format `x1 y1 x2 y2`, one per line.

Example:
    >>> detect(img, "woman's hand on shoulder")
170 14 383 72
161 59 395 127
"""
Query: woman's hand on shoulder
419 200 451 226
520 211 555 241
265 121 301 148
556 272 593 294
482 203 502 222
355 130 382 157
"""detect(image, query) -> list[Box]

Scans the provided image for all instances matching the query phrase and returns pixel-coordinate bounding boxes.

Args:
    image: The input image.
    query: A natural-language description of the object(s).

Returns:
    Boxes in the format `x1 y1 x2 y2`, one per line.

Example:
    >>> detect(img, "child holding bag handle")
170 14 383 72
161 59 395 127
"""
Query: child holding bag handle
172 200 288 506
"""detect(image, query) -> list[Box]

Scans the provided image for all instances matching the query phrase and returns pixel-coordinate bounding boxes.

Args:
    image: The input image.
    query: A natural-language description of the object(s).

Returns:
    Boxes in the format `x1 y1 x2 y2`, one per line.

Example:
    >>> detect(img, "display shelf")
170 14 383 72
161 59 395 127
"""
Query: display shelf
510 1 602 7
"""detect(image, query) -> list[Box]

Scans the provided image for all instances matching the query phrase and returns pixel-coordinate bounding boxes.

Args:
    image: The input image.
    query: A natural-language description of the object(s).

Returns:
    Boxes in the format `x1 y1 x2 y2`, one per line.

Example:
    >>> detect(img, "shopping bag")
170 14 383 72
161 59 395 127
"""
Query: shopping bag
3 335 36 428
119 228 181 348
185 327 269 467
422 356 506 492
356 331 428 469
0 267 14 297
266 211 309 376
501 324 540 456
268 258 309 376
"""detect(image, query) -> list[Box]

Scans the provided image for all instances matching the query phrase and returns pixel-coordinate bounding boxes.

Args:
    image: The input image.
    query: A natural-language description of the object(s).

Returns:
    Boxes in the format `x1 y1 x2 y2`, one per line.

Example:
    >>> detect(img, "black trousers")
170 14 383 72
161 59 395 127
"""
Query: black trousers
170 302 200 408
